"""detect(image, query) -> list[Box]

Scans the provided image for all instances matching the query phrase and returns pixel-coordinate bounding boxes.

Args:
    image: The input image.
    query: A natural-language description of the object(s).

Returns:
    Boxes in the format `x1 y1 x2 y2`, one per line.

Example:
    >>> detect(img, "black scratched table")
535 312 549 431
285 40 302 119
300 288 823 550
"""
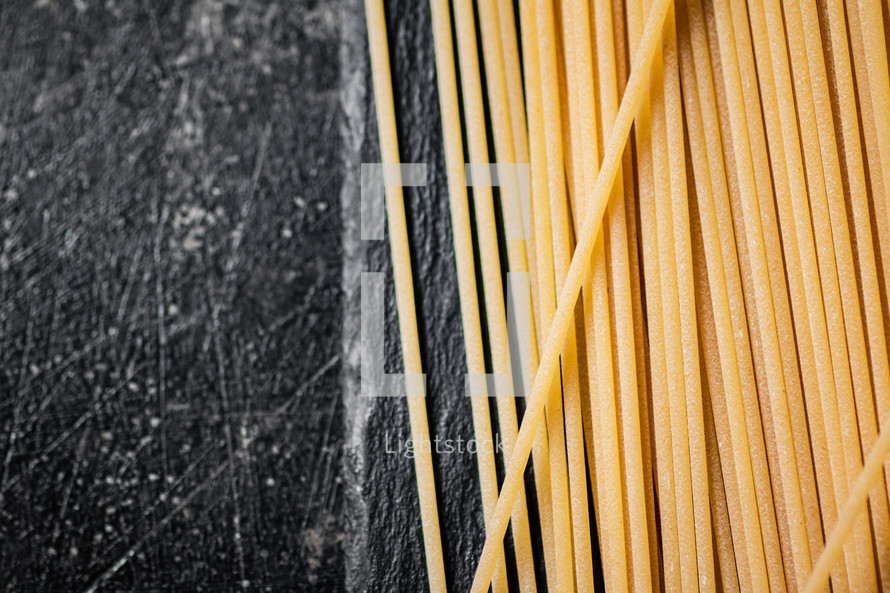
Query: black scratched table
0 0 543 591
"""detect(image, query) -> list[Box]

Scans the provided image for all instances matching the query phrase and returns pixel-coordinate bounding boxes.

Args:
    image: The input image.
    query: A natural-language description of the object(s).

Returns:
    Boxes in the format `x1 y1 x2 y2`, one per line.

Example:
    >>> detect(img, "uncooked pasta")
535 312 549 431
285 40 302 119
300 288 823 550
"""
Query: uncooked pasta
363 0 890 591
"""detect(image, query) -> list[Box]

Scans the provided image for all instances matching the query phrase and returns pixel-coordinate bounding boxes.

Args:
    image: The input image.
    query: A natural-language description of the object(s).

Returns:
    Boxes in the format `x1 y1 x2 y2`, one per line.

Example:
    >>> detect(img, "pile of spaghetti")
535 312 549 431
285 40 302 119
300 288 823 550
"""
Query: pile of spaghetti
364 0 890 591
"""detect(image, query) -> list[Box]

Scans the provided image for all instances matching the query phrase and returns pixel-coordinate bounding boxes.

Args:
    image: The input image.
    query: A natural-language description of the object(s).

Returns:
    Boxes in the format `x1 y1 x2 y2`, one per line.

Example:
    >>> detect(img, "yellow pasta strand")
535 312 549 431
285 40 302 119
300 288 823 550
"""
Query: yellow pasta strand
364 1 447 591
471 1 545 591
516 3 560 590
450 0 542 591
560 0 623 591
521 2 576 592
709 0 814 590
621 1 665 588
854 0 890 295
714 12 820 593
689 151 744 593
489 0 558 589
703 1 835 588
540 0 595 589
676 3 780 592
789 0 890 584
591 0 653 590
626 0 683 588
367 2 890 592
469 1 671 589
806 416 890 593
661 5 715 589
748 0 862 588
820 3 890 586
607 0 663 587
846 0 890 335
427 0 512 591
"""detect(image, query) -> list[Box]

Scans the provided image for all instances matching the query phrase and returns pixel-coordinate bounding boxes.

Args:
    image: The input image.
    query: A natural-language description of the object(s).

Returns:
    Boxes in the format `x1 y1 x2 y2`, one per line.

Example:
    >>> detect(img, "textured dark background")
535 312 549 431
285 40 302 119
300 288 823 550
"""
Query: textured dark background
1 0 347 590
0 0 509 591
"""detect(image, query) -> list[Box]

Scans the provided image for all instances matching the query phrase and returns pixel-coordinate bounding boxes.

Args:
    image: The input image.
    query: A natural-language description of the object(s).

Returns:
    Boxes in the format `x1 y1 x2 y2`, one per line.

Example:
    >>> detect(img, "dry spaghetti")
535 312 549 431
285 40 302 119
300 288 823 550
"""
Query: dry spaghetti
363 0 890 591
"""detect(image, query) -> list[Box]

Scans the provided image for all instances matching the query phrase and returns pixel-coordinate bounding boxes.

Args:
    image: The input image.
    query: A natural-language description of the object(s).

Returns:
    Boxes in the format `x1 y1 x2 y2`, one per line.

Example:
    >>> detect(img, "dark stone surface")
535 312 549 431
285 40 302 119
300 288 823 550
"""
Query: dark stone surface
346 0 489 591
0 0 509 590
0 0 346 590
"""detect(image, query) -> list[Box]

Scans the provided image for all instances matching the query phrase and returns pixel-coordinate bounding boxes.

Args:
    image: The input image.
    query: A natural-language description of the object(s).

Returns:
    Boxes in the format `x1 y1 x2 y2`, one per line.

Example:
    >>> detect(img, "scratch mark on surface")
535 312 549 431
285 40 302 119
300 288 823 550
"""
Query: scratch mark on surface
141 0 173 81
223 122 271 287
301 383 339 532
0 367 140 497
51 352 339 588
0 303 34 496
270 354 340 419
116 243 144 323
211 304 248 589
16 332 108 399
80 463 228 593
93 439 226 555
153 191 171 482
52 427 91 542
